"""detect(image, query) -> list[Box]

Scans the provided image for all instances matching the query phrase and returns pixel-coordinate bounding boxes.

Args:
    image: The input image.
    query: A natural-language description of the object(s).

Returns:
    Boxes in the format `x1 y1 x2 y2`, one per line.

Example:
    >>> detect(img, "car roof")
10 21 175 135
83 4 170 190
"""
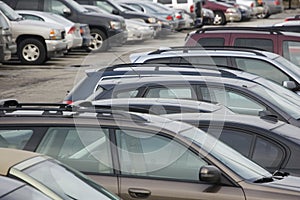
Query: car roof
92 98 235 114
163 112 287 131
0 148 39 175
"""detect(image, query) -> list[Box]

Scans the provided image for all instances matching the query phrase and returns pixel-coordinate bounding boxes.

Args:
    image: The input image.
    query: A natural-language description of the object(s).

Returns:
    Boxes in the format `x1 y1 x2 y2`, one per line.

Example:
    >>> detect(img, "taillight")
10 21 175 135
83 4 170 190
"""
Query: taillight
274 0 280 5
63 100 73 105
68 26 76 34
190 5 194 13
166 15 173 20
80 27 84 35
250 2 254 7
176 14 183 19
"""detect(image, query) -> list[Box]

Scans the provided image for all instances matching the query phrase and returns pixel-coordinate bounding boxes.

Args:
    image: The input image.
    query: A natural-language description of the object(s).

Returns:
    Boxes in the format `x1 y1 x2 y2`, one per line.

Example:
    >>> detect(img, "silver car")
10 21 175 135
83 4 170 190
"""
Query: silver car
16 10 83 51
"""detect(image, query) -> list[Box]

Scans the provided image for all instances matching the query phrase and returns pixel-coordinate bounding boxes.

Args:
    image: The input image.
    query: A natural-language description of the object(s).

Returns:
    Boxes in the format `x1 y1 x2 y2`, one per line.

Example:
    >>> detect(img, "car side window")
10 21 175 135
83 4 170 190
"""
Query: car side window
145 86 197 100
116 129 207 181
45 0 68 15
157 0 172 4
234 38 273 52
283 41 300 67
0 130 33 149
234 58 290 85
252 137 284 169
95 1 115 13
36 127 113 174
200 87 266 115
20 14 44 21
197 38 225 46
203 128 253 158
114 89 140 98
15 0 39 10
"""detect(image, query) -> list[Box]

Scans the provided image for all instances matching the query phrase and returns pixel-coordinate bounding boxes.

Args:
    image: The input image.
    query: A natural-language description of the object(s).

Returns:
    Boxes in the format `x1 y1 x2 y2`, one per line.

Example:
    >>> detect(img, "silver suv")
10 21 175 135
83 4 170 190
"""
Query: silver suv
130 47 300 94
0 1 67 65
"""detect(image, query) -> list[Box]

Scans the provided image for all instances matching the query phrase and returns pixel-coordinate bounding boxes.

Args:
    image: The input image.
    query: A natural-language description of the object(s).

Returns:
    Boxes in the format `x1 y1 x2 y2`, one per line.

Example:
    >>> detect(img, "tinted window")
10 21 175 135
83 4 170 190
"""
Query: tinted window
205 129 253 157
15 0 39 10
234 58 291 85
283 40 300 67
197 38 225 46
234 38 273 52
116 129 207 180
158 0 172 4
145 86 197 100
115 89 139 98
36 127 113 174
178 0 188 3
200 87 266 115
0 130 33 149
252 137 284 168
20 14 44 21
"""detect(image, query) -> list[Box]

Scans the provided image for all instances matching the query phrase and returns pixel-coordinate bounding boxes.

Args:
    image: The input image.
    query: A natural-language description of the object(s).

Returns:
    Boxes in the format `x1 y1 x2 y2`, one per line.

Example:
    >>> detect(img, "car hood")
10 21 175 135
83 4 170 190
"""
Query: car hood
12 19 64 30
263 176 300 192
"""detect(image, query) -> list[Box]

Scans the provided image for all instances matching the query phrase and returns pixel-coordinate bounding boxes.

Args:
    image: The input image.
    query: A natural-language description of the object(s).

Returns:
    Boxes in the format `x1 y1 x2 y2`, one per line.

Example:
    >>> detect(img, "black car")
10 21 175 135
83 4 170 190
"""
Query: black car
1 100 300 199
3 0 127 51
164 112 300 176
86 74 300 127
74 0 162 36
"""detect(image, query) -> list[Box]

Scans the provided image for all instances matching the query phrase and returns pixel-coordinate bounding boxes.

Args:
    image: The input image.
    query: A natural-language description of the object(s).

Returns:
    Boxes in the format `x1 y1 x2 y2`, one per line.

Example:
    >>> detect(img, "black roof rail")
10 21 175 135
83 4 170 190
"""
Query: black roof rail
195 26 287 34
147 46 267 56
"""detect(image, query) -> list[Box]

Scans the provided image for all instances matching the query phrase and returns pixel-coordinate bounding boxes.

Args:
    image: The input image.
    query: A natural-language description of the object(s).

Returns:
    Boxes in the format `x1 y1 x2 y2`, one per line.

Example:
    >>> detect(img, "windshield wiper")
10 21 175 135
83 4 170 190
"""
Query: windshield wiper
254 176 274 183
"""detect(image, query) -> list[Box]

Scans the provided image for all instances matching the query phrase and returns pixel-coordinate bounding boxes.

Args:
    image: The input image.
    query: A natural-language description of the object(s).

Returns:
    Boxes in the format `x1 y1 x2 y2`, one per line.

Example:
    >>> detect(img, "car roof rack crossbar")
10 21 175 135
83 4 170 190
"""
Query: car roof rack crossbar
147 46 266 56
195 26 286 34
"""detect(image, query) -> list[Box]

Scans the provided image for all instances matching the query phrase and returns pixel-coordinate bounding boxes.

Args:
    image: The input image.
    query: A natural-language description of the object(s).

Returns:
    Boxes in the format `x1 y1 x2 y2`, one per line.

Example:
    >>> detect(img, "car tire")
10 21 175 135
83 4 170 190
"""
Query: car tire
89 29 108 52
18 38 47 65
213 11 227 25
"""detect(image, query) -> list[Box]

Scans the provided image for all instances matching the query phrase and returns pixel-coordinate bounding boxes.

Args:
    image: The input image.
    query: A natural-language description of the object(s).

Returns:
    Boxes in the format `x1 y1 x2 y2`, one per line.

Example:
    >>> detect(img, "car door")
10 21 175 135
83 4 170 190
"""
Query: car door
114 128 245 200
278 35 300 67
34 126 119 195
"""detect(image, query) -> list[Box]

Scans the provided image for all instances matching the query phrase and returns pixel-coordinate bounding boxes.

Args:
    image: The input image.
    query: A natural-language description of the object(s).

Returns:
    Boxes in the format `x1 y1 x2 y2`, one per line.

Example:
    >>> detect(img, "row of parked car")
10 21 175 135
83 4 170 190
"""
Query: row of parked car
2 23 300 199
0 0 285 65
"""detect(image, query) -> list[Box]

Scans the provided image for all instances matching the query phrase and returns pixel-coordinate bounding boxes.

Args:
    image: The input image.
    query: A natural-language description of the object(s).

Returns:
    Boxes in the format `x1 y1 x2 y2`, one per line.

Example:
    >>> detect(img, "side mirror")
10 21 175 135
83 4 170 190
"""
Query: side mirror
283 80 296 90
112 9 120 15
63 8 71 16
199 165 221 184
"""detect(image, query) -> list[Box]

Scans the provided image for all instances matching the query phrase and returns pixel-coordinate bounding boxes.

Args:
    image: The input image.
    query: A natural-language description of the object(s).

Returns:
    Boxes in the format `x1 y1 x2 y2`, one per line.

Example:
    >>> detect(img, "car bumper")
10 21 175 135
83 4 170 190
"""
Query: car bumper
45 39 68 57
225 12 242 22
66 34 82 50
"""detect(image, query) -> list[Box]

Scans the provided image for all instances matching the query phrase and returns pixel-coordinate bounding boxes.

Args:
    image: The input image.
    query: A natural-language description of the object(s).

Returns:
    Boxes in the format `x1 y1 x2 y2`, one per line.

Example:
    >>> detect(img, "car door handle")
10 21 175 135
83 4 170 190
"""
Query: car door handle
128 188 151 198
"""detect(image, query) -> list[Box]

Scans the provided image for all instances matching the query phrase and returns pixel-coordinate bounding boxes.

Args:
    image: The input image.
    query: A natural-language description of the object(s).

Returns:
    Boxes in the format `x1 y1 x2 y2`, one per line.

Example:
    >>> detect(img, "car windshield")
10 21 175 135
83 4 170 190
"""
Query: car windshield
273 55 300 75
179 127 272 181
65 0 89 13
0 2 22 21
21 159 119 200
248 84 300 119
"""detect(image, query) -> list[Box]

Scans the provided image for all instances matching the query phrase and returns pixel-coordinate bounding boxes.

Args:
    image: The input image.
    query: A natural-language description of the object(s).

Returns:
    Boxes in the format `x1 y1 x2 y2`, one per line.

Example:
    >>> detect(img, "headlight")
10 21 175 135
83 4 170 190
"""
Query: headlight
49 29 62 40
226 8 239 14
110 21 121 30
147 17 156 24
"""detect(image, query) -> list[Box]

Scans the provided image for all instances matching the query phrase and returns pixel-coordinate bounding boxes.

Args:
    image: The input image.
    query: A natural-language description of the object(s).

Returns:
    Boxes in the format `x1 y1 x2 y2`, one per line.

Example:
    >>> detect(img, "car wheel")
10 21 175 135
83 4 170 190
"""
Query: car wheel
89 29 108 52
18 38 47 65
213 11 227 25
257 7 270 19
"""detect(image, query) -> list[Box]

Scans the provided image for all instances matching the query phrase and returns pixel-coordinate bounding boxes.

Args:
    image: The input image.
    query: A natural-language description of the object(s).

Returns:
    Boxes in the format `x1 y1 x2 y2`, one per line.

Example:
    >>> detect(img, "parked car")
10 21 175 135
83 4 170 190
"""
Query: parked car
2 101 300 199
2 0 128 52
0 176 51 200
235 0 265 17
84 4 155 42
130 47 300 94
85 74 300 127
201 7 215 25
0 9 16 63
202 0 242 25
185 26 300 67
0 1 68 65
74 0 162 38
0 148 120 200
284 14 300 21
16 10 83 52
91 97 234 114
257 0 283 19
164 112 300 176
216 0 252 21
